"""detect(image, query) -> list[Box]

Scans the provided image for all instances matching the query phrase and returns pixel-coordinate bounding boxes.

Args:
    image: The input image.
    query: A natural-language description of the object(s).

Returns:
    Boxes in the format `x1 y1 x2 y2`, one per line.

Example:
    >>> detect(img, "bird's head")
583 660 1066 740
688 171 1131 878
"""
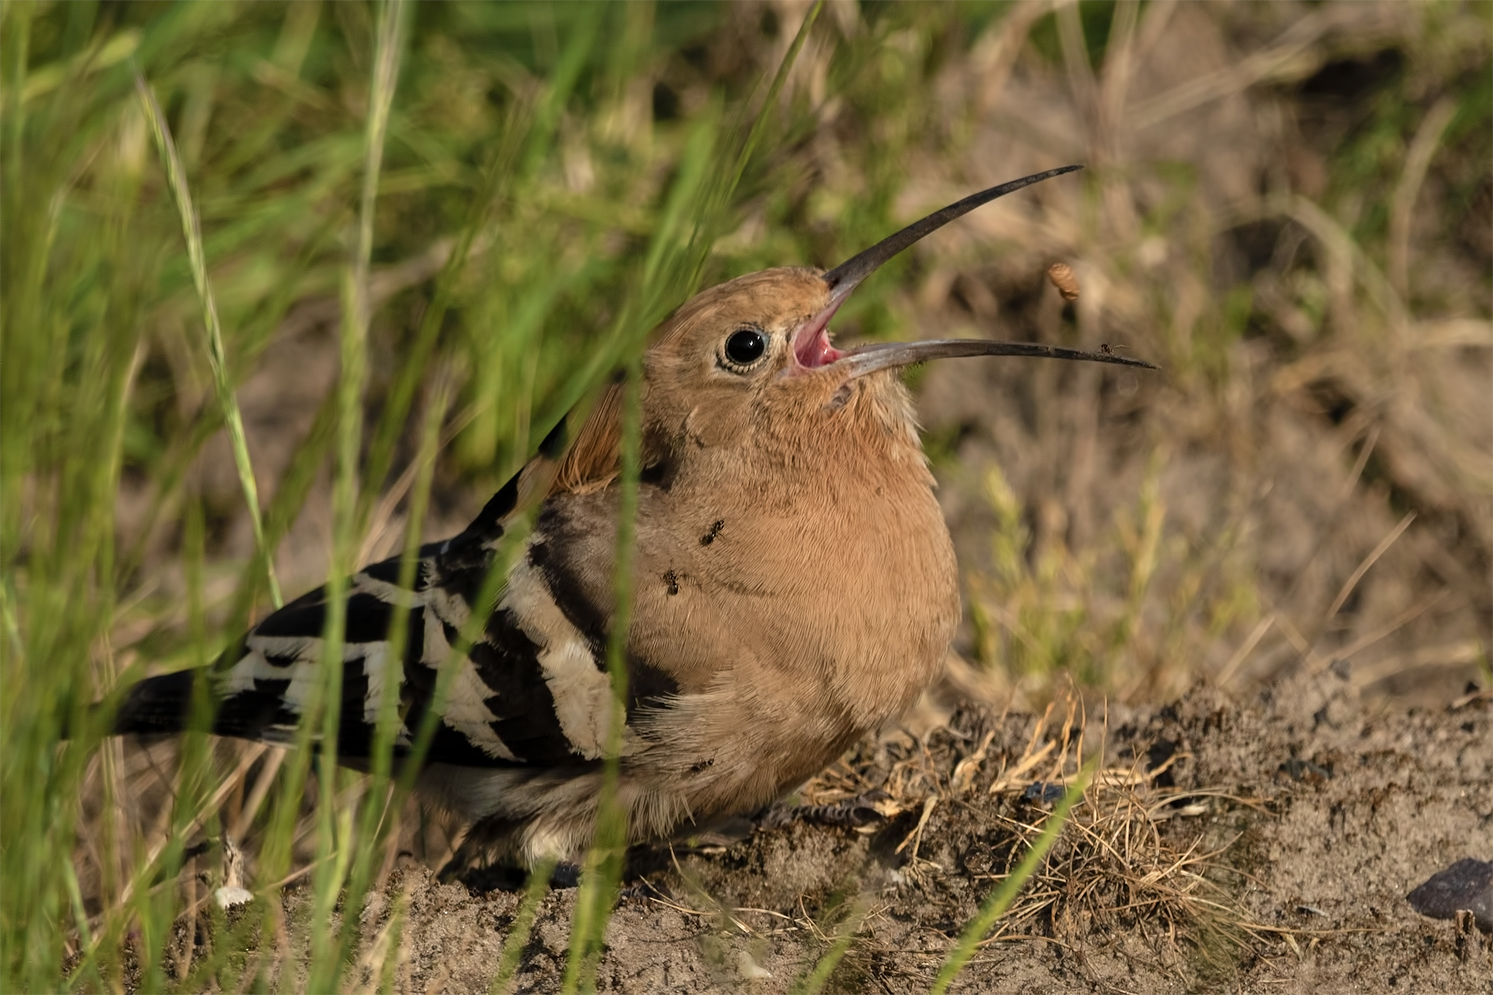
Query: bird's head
553 165 1156 494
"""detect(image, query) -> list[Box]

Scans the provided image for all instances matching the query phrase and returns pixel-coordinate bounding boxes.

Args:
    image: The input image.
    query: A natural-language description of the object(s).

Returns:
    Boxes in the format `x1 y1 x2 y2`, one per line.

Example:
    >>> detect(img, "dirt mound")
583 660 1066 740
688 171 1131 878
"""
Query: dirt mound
304 673 1490 993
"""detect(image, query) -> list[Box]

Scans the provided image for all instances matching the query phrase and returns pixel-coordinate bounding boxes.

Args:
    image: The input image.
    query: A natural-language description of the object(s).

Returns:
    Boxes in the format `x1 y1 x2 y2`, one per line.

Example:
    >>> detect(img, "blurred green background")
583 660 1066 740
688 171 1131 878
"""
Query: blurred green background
3 1 1489 990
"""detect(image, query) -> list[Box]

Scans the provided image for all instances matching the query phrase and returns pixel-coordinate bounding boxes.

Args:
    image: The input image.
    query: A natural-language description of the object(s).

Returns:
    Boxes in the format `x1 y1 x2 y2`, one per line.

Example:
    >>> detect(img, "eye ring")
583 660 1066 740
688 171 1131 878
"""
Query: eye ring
720 326 768 372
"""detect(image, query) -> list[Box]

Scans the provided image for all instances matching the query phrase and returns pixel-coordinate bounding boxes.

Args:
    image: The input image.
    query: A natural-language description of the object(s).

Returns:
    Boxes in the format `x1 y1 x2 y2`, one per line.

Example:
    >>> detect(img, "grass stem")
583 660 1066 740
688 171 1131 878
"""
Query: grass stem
133 71 283 610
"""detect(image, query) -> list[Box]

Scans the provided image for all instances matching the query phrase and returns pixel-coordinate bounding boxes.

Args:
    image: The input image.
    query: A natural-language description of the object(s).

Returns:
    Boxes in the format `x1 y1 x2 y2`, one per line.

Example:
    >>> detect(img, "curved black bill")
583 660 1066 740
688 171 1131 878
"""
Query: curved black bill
807 166 1162 377
838 339 1159 379
821 165 1084 299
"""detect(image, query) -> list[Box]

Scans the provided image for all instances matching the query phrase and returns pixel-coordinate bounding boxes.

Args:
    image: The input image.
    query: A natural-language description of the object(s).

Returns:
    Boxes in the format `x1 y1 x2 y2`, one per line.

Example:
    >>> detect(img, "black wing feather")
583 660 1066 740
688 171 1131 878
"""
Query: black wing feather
114 461 679 775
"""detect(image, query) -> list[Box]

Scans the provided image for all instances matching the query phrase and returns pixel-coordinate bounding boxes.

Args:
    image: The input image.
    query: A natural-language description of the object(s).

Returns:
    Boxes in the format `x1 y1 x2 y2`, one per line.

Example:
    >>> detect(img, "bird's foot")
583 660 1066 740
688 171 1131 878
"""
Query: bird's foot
753 790 891 832
441 859 582 892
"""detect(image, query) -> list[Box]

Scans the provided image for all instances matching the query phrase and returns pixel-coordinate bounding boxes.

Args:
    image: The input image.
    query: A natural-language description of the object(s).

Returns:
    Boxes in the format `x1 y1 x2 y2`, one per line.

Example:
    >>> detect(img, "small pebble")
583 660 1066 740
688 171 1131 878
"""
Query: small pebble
214 885 253 909
1022 781 1066 808
1407 858 1493 931
736 950 772 980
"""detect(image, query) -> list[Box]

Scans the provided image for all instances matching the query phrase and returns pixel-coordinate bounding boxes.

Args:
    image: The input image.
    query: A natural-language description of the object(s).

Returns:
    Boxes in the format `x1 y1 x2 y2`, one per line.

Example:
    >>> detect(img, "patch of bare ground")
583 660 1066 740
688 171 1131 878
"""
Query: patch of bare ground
237 669 1488 994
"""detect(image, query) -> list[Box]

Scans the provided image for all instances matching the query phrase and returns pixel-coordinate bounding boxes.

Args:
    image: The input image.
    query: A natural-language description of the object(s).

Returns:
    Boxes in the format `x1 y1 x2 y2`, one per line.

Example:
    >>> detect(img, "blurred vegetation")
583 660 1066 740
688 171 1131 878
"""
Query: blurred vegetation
2 1 1489 991
922 0 1491 705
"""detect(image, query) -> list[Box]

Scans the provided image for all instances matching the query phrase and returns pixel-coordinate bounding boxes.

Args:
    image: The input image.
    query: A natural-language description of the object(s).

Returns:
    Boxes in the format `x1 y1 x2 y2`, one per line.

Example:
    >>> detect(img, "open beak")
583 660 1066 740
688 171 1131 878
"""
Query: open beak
789 164 1160 377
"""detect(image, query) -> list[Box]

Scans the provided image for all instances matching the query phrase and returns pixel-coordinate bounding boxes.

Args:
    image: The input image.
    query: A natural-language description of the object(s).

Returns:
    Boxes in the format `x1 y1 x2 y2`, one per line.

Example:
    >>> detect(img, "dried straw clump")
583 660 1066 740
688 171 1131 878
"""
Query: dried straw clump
811 693 1272 980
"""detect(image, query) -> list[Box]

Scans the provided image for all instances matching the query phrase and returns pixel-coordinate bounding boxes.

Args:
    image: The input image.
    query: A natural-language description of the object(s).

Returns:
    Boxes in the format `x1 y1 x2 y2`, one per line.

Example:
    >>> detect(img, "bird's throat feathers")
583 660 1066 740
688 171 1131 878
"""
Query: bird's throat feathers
681 369 933 500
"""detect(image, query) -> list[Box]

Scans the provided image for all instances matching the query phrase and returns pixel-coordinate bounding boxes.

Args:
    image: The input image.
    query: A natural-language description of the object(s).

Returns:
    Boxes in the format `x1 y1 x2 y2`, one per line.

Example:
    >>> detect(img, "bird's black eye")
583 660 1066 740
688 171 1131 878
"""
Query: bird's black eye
721 327 767 370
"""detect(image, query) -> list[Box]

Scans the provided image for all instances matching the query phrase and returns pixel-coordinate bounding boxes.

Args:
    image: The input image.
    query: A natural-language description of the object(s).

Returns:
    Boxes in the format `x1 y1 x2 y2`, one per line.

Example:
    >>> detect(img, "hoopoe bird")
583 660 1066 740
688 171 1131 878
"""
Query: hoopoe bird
113 166 1154 876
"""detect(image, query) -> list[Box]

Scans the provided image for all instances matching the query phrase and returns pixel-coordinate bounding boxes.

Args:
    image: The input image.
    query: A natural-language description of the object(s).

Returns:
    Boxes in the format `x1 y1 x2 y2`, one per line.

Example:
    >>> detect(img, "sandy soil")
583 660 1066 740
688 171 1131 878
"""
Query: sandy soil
268 669 1491 994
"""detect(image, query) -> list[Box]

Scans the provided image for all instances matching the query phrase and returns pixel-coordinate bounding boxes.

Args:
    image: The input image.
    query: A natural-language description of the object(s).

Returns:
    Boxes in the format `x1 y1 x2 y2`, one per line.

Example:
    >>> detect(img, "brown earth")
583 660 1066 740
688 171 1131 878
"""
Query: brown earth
265 669 1491 994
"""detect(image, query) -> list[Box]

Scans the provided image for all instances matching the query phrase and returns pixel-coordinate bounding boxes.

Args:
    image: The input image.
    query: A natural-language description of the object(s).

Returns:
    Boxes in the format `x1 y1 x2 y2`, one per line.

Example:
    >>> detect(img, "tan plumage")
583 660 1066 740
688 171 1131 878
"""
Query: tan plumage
112 166 1155 878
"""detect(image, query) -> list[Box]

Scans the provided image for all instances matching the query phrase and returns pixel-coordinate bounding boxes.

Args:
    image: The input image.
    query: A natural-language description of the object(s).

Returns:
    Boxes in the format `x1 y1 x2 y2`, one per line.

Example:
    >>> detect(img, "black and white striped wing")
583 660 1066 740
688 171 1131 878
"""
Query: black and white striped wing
116 470 670 772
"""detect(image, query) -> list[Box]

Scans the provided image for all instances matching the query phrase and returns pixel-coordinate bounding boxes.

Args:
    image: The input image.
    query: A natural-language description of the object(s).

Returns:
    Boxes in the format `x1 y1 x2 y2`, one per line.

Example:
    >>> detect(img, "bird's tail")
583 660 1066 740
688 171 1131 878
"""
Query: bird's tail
110 669 203 736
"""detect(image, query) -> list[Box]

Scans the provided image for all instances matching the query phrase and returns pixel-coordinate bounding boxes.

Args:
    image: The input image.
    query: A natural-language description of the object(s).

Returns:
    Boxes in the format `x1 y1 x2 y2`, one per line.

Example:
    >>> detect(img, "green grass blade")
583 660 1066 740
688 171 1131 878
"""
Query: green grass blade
307 1 410 990
360 7 599 506
560 356 642 995
132 70 283 610
332 371 452 983
791 898 869 995
489 859 558 995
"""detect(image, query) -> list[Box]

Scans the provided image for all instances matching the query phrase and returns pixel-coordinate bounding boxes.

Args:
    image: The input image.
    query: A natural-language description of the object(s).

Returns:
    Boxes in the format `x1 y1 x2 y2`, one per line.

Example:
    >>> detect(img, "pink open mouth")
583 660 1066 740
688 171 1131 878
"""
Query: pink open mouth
790 300 846 370
795 327 843 368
